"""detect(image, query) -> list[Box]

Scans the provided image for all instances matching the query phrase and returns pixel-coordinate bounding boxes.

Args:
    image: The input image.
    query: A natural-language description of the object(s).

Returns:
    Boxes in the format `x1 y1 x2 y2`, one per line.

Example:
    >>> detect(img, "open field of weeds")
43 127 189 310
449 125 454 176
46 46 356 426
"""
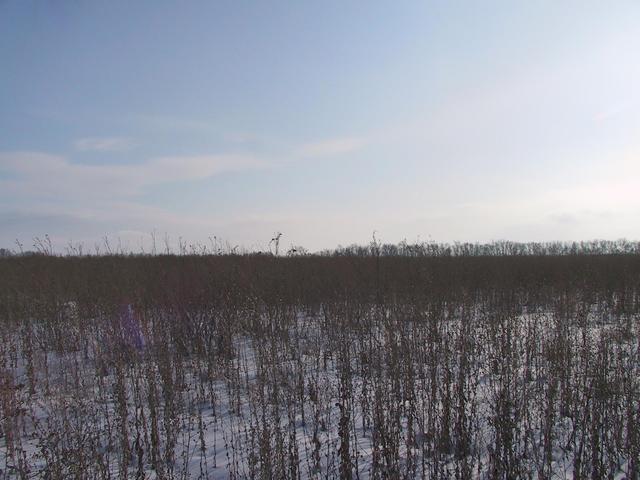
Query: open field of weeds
1 241 639 479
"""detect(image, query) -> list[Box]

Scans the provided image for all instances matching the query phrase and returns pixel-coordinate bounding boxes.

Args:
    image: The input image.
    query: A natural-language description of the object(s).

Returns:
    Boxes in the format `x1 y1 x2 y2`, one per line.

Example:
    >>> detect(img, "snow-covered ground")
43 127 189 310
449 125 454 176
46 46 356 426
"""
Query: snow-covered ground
1 304 638 478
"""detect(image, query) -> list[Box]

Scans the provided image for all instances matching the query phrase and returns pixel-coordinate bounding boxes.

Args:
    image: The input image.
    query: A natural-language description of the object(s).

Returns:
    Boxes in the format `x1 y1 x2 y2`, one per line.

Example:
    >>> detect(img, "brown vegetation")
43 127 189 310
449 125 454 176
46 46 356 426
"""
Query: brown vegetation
0 240 639 478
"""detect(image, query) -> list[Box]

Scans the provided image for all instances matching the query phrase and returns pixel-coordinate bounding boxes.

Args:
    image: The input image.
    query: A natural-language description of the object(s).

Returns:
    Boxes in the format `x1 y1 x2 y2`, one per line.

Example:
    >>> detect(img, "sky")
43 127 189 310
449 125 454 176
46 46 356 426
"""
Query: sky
1 1 640 253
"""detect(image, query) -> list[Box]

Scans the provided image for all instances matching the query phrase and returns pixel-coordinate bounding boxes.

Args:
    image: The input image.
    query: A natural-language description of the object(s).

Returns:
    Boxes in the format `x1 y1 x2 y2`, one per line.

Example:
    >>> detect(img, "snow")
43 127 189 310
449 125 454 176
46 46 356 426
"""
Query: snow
1 306 638 478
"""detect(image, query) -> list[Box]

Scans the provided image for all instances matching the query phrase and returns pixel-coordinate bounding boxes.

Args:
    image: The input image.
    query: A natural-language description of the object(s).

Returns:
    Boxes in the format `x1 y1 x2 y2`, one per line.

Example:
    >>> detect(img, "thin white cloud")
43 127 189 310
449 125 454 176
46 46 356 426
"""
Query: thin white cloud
0 150 275 250
0 151 266 200
297 137 366 158
74 137 137 152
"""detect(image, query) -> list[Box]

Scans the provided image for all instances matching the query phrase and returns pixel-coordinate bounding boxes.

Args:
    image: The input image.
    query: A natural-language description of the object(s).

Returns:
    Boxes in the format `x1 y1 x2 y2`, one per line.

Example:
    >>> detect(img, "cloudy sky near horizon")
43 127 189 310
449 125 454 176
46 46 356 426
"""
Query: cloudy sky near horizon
1 1 640 252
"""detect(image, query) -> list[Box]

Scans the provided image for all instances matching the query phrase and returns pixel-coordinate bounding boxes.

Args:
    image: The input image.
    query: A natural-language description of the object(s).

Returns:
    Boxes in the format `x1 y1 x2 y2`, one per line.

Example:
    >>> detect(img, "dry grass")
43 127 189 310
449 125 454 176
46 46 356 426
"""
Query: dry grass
0 241 639 478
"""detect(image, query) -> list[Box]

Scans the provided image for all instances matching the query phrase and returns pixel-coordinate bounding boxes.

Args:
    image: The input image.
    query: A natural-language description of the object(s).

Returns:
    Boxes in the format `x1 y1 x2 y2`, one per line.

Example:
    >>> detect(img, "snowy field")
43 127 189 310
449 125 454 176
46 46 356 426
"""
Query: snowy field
1 299 638 479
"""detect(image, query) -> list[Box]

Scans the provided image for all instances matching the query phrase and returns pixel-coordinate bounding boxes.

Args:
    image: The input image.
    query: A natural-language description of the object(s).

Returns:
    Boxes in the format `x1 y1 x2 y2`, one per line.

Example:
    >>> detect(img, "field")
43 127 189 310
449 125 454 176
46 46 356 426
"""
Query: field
1 242 639 479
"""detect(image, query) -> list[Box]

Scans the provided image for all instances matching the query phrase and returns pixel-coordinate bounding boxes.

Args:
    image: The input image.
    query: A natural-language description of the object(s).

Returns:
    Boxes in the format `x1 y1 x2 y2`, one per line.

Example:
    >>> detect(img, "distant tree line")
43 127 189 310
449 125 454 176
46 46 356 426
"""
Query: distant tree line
1 238 639 259
326 239 640 257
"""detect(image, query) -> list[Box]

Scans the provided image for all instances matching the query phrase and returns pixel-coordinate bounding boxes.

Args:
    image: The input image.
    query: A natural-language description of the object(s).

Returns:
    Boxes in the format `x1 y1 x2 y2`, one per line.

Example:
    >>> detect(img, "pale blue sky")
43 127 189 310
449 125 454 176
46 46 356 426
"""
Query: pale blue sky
1 1 639 252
